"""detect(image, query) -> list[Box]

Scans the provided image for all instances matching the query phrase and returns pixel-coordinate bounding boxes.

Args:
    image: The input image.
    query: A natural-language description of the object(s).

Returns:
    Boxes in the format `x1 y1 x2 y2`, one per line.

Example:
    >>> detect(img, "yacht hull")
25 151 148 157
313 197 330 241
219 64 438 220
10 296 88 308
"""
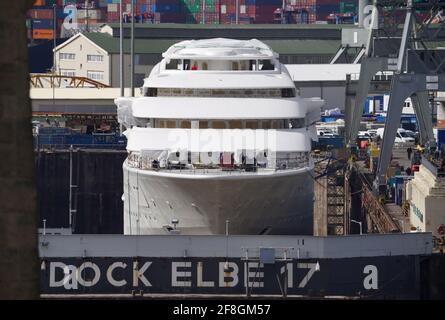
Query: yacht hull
123 162 314 235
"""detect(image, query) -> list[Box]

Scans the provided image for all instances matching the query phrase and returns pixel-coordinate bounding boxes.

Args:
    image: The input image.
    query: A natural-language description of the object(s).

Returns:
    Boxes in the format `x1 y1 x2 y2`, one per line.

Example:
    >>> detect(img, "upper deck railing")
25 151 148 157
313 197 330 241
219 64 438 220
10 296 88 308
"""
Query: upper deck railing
126 151 311 175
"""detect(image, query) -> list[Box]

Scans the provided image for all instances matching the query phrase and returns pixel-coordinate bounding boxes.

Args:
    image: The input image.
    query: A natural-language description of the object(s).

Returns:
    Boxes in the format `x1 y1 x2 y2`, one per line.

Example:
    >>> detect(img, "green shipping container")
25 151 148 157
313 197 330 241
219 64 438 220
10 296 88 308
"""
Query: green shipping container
339 1 356 14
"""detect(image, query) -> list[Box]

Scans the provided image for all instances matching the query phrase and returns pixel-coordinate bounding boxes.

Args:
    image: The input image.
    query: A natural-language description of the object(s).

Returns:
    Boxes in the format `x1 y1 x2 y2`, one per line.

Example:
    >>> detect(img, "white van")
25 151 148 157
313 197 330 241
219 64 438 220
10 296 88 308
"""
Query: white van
317 128 337 137
376 128 415 144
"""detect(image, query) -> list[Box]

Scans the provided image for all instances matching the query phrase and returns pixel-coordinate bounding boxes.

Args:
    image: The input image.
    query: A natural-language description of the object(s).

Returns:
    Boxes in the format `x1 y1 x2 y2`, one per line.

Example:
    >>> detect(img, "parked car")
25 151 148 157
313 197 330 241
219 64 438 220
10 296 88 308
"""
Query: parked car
376 128 415 145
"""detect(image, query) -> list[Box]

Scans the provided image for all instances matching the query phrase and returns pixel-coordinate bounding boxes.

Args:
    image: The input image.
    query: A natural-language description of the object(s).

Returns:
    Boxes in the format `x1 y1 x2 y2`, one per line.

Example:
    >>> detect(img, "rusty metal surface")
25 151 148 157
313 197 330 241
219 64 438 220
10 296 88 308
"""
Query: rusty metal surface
30 74 109 89
362 185 400 234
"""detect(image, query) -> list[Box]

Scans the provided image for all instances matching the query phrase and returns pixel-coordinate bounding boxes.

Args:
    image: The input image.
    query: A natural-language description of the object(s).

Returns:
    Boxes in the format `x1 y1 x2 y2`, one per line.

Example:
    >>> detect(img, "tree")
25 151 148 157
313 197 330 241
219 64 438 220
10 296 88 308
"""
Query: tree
0 0 39 299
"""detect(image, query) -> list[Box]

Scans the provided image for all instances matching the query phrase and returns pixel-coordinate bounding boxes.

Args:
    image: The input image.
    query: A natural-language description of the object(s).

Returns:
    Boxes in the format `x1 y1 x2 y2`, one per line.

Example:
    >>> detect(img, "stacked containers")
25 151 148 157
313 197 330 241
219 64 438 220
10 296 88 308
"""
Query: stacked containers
155 0 184 23
32 0 351 27
254 0 283 24
29 0 108 40
220 0 260 24
316 0 341 21
107 0 169 23
106 0 120 23
279 0 316 24
339 0 356 14
28 5 57 40
76 7 107 24
183 0 220 24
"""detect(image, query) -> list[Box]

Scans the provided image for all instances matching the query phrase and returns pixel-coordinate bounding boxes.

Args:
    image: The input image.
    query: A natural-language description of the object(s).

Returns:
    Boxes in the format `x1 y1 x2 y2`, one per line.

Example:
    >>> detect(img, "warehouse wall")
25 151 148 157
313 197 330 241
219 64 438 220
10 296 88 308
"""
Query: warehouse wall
295 82 347 111
110 53 160 88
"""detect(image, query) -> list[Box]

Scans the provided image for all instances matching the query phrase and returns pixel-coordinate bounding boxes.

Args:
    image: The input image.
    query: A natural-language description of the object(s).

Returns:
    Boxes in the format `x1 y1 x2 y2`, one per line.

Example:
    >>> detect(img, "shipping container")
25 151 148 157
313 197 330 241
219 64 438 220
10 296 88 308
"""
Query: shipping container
76 8 106 20
33 29 55 40
32 19 55 29
28 8 54 19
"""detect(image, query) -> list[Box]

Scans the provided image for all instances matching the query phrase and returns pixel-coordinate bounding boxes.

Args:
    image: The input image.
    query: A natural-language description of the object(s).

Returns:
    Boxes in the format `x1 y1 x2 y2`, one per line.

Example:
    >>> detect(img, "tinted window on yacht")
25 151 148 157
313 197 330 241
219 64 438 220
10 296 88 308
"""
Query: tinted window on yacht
154 88 287 98
166 59 180 70
281 88 296 98
183 59 191 70
249 60 257 70
290 119 305 129
259 60 274 71
144 88 158 97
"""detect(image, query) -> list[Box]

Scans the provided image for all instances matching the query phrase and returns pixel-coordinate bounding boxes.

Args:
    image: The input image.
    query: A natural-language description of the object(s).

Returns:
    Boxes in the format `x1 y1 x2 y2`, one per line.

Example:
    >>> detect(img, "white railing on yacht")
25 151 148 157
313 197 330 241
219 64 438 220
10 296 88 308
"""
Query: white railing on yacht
127 150 310 174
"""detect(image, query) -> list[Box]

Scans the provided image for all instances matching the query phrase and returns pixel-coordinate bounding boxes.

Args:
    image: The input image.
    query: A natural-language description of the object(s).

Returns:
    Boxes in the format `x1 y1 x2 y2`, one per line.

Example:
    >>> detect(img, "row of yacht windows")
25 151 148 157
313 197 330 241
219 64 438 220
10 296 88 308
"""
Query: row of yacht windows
144 88 296 98
166 59 276 71
127 150 310 172
154 119 305 129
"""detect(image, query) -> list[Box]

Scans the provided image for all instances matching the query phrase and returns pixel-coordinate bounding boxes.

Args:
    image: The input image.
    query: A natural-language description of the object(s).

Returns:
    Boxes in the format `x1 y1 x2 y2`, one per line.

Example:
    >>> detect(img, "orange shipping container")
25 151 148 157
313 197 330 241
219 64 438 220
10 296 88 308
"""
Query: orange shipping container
28 9 53 20
77 19 101 24
32 29 54 40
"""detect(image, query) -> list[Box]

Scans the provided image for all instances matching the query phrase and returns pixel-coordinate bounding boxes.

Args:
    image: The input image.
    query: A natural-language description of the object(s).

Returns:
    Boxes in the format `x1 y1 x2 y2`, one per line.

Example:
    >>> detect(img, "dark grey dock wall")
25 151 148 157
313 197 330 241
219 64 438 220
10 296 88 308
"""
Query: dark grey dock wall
36 149 126 234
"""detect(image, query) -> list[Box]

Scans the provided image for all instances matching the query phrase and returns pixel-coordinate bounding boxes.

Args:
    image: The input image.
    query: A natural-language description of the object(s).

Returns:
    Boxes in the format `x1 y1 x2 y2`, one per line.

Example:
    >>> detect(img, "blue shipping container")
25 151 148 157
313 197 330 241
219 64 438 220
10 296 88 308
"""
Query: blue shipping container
32 19 54 29
438 129 445 149
57 9 69 19
364 96 373 114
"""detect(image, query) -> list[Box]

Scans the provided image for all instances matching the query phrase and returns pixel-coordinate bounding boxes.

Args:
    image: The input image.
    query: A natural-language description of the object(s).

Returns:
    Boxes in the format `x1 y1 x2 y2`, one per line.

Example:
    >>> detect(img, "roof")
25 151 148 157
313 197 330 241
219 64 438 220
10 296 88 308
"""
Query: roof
105 23 348 30
264 39 339 55
286 64 361 81
100 23 344 41
80 32 340 55
162 38 277 60
83 32 175 54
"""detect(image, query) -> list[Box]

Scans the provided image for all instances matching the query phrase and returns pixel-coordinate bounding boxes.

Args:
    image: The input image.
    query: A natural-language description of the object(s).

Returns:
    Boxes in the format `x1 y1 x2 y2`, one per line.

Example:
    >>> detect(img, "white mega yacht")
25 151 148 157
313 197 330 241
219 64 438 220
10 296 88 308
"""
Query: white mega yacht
116 38 323 235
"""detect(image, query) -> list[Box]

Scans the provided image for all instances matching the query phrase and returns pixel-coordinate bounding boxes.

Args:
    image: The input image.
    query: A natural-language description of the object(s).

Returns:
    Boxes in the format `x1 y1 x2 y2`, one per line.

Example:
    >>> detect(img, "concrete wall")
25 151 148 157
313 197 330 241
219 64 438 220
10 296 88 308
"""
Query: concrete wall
426 196 445 238
38 233 432 259
110 53 160 88
296 82 346 110
408 164 445 237
55 36 111 86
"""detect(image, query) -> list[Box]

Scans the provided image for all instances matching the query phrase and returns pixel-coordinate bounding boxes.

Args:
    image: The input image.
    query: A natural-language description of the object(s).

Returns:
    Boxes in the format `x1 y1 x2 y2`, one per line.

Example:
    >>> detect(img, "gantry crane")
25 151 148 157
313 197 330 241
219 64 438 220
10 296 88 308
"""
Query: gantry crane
345 0 445 195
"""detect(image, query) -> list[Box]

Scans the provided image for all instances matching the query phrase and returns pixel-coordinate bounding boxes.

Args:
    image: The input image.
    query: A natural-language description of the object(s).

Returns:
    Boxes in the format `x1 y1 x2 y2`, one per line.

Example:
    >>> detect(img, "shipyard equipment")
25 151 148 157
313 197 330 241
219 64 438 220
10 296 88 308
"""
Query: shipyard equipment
344 0 445 195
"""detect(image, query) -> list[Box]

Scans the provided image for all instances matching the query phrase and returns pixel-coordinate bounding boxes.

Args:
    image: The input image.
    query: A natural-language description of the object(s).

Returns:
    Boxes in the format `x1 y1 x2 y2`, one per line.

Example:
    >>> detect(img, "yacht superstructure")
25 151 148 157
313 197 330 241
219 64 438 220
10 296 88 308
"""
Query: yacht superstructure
116 38 323 235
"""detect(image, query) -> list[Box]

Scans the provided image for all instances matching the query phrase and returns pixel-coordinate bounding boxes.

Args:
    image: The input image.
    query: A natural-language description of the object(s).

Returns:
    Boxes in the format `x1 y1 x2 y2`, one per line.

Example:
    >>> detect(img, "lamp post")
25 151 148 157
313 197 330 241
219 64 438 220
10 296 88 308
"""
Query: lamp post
351 219 363 235
130 0 135 97
119 0 124 97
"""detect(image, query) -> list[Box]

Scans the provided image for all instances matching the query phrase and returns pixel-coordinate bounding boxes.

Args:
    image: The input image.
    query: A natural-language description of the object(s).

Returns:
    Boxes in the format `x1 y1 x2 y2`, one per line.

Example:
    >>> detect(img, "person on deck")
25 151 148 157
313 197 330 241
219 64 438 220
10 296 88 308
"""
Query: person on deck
407 147 413 160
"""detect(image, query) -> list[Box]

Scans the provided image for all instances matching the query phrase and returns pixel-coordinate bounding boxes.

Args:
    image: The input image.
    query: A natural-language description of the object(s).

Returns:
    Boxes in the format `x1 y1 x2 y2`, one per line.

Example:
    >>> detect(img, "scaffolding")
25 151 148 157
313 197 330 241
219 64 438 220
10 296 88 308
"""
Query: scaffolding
314 152 348 236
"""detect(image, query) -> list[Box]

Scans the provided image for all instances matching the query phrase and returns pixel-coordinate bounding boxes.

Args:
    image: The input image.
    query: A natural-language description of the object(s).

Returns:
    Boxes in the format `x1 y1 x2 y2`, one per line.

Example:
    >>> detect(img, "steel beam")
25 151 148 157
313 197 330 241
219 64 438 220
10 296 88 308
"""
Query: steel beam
344 74 356 147
397 5 413 73
411 91 435 146
347 57 387 146
353 47 366 64
375 74 441 189
330 47 347 64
